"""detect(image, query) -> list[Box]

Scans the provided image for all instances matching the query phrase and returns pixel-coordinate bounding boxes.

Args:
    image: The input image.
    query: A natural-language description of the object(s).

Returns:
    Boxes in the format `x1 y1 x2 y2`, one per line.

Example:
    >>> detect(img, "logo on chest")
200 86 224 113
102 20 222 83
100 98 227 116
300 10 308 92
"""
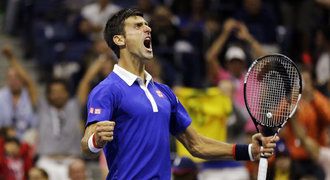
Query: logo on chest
156 90 164 98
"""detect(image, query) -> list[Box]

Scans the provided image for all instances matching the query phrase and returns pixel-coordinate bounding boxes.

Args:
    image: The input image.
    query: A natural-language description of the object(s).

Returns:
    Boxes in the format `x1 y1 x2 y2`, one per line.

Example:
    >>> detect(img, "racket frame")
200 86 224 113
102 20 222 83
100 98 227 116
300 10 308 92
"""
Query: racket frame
243 53 302 134
243 54 302 180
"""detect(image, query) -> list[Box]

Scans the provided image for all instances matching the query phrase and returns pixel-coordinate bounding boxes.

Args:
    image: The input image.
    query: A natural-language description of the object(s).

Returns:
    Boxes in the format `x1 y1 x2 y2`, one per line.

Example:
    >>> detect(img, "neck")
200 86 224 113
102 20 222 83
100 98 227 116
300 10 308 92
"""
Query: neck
118 53 146 80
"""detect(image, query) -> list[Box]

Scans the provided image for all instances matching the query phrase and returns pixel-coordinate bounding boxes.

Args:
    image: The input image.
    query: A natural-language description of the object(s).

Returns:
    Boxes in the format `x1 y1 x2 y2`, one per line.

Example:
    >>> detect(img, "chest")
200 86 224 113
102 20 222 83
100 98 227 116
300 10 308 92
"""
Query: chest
118 85 170 115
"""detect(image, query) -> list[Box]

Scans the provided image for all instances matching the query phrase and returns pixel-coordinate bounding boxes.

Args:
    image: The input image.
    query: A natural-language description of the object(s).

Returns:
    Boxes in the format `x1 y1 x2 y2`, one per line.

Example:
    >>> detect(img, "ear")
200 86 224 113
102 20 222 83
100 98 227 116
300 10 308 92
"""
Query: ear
113 35 125 46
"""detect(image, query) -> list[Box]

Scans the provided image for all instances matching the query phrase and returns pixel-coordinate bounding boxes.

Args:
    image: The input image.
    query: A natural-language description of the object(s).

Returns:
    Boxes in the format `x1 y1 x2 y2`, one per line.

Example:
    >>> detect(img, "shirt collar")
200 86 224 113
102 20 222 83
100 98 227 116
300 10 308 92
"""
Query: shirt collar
113 64 153 86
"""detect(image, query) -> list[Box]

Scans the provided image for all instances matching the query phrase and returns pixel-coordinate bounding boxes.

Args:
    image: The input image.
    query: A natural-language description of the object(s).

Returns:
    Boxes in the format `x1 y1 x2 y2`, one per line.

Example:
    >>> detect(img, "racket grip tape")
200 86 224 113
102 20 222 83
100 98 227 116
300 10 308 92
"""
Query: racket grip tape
257 157 268 180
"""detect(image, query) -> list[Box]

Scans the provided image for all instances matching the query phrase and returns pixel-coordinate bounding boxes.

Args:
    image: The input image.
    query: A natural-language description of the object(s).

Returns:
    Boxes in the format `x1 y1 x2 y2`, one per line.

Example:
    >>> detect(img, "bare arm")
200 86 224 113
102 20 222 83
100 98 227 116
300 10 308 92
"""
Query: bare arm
176 126 278 160
290 116 320 161
1 46 38 106
176 126 233 159
81 121 115 158
205 19 238 81
236 22 267 59
77 56 107 105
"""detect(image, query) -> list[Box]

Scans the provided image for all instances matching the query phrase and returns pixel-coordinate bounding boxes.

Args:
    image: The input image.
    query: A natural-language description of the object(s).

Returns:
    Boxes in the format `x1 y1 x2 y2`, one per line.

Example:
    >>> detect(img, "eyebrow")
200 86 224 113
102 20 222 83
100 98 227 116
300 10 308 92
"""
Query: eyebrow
126 17 149 26
135 21 148 26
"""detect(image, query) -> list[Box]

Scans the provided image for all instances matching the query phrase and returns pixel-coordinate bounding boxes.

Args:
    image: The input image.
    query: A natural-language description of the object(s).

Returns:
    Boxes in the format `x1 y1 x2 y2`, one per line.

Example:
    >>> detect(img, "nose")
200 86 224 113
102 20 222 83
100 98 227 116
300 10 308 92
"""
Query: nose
144 25 151 33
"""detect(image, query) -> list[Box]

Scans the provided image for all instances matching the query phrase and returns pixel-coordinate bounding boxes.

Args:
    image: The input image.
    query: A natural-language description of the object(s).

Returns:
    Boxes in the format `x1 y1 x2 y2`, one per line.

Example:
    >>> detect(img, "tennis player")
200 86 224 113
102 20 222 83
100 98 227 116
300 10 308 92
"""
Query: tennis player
81 8 279 179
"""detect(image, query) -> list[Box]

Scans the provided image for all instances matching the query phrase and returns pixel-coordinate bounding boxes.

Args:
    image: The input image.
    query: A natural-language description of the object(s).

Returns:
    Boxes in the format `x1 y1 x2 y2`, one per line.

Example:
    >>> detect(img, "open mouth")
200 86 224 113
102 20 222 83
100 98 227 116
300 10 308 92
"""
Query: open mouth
143 37 152 51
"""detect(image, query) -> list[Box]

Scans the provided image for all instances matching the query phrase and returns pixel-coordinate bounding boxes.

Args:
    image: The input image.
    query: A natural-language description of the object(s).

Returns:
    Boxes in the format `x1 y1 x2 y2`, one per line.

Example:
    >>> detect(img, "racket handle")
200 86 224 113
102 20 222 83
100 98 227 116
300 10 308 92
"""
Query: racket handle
257 157 268 180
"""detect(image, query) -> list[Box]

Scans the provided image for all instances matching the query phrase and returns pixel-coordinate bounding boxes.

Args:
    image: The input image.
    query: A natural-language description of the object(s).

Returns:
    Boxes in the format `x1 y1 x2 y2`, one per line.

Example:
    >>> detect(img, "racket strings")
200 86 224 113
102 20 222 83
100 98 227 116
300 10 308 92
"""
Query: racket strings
245 56 300 127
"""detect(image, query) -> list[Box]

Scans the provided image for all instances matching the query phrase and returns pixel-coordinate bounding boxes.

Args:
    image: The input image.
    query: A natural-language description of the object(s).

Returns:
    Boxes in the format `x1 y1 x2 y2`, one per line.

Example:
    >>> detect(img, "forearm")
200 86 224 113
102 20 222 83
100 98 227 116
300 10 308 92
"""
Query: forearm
246 36 266 59
195 135 234 160
312 92 330 123
77 79 92 105
177 127 246 160
206 31 230 61
77 58 104 104
8 55 38 105
291 120 320 160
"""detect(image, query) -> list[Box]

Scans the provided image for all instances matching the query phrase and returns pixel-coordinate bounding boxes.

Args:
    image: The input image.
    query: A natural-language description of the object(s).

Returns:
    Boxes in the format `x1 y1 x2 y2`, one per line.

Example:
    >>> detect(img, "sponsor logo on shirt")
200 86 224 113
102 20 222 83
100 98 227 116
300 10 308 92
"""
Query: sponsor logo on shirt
89 108 102 114
156 90 164 98
95 108 101 114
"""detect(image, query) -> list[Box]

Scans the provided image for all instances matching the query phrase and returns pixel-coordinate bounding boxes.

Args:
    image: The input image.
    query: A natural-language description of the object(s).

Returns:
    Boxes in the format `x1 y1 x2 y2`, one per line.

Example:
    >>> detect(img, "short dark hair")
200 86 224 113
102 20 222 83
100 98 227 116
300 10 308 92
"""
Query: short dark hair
104 8 143 58
5 137 20 145
45 78 70 96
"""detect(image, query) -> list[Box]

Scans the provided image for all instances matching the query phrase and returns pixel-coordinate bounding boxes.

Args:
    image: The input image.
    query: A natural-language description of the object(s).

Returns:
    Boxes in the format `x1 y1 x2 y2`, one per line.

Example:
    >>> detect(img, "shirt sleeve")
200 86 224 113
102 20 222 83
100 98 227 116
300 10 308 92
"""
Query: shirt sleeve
158 84 192 136
86 84 116 127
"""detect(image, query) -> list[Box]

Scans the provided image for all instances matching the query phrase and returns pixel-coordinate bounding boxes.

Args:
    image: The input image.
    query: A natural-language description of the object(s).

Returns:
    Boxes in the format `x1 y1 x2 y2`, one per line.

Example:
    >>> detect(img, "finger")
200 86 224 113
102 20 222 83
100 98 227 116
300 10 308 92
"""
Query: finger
96 125 115 133
99 135 114 142
262 152 274 158
252 133 263 142
271 136 280 142
261 147 274 154
263 142 277 148
98 131 114 137
265 135 279 142
96 121 115 126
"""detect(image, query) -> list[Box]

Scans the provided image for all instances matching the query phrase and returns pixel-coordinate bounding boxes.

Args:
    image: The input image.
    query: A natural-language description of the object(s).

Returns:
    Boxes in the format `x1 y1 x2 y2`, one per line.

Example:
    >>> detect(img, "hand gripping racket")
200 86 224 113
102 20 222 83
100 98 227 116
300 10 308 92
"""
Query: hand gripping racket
243 54 302 180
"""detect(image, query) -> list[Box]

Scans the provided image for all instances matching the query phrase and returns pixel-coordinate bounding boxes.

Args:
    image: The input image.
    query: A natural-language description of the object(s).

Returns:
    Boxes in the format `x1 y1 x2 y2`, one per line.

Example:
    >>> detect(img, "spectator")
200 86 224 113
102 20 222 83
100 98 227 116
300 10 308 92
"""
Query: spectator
78 52 116 123
0 135 33 180
149 6 180 86
36 78 82 180
136 0 155 22
205 19 266 142
268 140 292 180
234 0 278 45
0 46 38 140
28 167 49 180
68 158 87 180
282 67 330 180
78 53 116 106
173 85 249 179
172 156 198 180
81 0 121 39
290 113 330 180
314 26 330 97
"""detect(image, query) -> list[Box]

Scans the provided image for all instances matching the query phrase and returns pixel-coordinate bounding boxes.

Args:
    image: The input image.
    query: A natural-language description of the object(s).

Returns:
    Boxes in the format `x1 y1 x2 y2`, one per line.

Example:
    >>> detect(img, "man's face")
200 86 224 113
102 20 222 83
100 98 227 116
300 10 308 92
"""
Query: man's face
5 141 20 157
123 16 153 60
6 68 24 94
47 83 69 109
227 59 246 78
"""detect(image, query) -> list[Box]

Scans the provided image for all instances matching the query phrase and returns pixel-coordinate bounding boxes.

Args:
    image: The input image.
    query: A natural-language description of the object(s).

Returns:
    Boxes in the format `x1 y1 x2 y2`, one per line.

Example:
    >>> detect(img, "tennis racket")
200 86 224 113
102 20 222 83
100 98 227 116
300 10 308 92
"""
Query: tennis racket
243 54 302 180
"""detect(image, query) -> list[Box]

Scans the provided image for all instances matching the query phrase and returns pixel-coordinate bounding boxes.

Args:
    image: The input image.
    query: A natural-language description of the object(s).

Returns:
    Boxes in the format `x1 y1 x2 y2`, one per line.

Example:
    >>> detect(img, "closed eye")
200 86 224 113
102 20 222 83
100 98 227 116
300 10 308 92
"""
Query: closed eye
135 22 149 29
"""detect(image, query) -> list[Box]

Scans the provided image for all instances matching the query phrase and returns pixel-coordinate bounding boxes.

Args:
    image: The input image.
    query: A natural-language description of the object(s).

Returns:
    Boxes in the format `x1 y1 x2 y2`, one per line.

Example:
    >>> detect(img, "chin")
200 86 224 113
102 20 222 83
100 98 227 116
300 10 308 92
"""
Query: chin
144 52 154 60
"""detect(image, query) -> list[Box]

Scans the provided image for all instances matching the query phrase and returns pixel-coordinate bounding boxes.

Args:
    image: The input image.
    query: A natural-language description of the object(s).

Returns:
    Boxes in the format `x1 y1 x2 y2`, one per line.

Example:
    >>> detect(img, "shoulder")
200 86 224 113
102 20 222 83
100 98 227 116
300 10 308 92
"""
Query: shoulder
0 86 9 94
154 82 178 103
154 82 174 96
89 74 122 99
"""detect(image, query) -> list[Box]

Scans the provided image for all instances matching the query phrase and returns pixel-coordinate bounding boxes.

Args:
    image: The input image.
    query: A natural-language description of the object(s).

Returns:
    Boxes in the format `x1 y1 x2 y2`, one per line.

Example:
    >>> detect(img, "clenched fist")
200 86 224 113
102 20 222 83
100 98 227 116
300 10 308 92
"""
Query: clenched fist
94 121 115 148
251 133 279 160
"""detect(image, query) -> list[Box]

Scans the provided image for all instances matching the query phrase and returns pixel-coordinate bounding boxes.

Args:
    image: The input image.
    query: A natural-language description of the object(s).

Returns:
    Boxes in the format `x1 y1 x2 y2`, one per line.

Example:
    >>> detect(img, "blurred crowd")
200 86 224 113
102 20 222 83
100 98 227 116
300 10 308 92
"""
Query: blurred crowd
0 0 330 179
